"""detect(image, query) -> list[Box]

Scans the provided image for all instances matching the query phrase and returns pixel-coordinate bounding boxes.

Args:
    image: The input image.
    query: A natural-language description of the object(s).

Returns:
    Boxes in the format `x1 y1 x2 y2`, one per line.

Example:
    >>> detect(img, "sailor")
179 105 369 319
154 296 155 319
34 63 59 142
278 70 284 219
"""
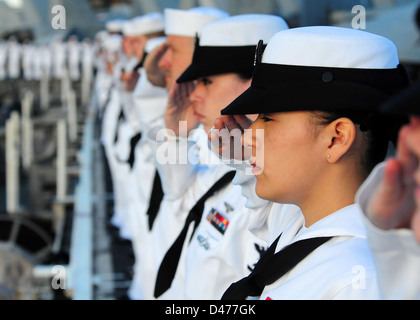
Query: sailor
219 26 409 300
7 36 21 80
356 80 420 299
157 14 293 300
141 6 229 300
119 12 165 131
67 35 81 82
126 35 168 300
32 45 42 81
110 13 166 241
105 19 125 36
147 12 292 300
81 38 94 75
98 32 129 234
93 31 116 114
81 38 95 105
21 40 34 81
51 37 67 80
110 14 168 300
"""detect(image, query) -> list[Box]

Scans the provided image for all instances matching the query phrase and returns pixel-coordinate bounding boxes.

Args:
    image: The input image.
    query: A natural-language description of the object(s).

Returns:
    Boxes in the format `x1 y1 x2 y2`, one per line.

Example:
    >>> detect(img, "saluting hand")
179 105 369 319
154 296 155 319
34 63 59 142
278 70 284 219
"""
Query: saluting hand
208 115 253 161
124 71 140 92
165 81 199 137
144 42 167 88
367 118 420 242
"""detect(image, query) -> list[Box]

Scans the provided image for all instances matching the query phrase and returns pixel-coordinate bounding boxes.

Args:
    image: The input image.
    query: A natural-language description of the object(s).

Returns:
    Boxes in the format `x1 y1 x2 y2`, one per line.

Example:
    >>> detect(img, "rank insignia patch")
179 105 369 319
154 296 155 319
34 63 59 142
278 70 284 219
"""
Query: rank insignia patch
197 235 210 250
206 208 229 234
224 202 234 213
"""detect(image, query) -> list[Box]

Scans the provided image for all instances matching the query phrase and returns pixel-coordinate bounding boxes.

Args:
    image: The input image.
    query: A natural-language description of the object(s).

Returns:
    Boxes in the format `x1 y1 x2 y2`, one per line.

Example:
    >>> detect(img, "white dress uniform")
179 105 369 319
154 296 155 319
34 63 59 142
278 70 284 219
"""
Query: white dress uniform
144 126 232 298
108 49 142 239
219 26 408 300
257 205 380 300
176 180 270 300
128 7 230 300
100 88 128 231
356 163 420 299
99 38 128 232
40 45 52 80
81 40 94 78
148 126 264 300
97 32 139 236
32 46 42 81
155 14 292 301
105 71 132 236
67 38 81 81
95 45 114 115
51 38 66 80
150 129 302 300
125 36 168 300
115 13 167 244
7 38 21 80
22 42 34 81
112 89 140 239
81 39 95 104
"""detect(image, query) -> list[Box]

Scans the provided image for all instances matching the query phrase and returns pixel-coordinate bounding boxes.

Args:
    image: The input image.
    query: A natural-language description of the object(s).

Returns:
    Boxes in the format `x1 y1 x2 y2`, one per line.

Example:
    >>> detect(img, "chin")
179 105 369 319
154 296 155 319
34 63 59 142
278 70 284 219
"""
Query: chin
256 182 289 204
255 183 272 202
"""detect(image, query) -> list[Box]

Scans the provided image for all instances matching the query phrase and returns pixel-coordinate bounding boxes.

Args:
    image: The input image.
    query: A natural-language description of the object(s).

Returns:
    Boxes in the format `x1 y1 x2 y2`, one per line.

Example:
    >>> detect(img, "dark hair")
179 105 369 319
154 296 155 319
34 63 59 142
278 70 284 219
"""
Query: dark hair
311 110 408 178
236 71 253 82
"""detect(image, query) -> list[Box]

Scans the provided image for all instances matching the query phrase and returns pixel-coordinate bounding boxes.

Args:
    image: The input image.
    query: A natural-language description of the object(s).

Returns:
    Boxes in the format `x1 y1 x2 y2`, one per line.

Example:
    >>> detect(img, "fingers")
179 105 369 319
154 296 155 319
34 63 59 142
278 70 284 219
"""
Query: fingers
213 117 226 131
220 115 242 132
146 42 167 68
218 115 253 133
366 158 408 230
396 125 418 179
184 81 196 97
144 43 168 88
382 158 404 197
154 43 168 61
173 82 193 108
233 115 253 131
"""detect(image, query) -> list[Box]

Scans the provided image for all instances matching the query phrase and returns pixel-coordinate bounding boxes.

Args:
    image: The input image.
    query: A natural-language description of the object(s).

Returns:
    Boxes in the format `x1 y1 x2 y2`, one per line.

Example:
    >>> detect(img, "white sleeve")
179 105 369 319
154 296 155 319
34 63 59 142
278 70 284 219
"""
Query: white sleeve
356 163 420 299
146 125 198 201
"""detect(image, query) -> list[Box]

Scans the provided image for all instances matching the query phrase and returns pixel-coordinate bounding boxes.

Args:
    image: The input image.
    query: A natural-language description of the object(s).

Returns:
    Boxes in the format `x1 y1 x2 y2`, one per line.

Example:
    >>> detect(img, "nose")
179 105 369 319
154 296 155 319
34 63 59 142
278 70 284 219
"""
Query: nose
189 82 204 104
242 123 256 159
242 120 263 159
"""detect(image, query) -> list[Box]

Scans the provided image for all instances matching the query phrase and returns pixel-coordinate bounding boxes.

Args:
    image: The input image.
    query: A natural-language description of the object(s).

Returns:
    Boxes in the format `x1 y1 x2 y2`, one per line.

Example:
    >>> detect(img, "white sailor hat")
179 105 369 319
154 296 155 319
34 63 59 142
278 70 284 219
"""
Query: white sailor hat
164 6 229 38
222 26 410 116
177 14 289 83
122 13 164 36
103 34 122 52
145 36 166 54
106 19 125 33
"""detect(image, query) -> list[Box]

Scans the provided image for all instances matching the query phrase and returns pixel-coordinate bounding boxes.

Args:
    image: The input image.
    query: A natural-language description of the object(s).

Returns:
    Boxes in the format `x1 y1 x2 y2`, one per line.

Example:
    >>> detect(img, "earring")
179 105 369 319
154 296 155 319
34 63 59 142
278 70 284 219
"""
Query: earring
327 155 331 159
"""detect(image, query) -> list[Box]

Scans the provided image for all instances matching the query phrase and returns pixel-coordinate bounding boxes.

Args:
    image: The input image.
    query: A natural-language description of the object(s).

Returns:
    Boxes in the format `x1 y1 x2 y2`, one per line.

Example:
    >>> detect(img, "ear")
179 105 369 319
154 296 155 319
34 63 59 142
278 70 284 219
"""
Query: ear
325 117 356 163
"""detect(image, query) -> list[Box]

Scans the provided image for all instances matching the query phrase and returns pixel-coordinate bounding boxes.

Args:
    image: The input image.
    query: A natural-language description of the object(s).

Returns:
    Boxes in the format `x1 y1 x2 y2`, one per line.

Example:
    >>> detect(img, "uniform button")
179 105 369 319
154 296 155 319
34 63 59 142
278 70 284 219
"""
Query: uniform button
322 71 334 83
